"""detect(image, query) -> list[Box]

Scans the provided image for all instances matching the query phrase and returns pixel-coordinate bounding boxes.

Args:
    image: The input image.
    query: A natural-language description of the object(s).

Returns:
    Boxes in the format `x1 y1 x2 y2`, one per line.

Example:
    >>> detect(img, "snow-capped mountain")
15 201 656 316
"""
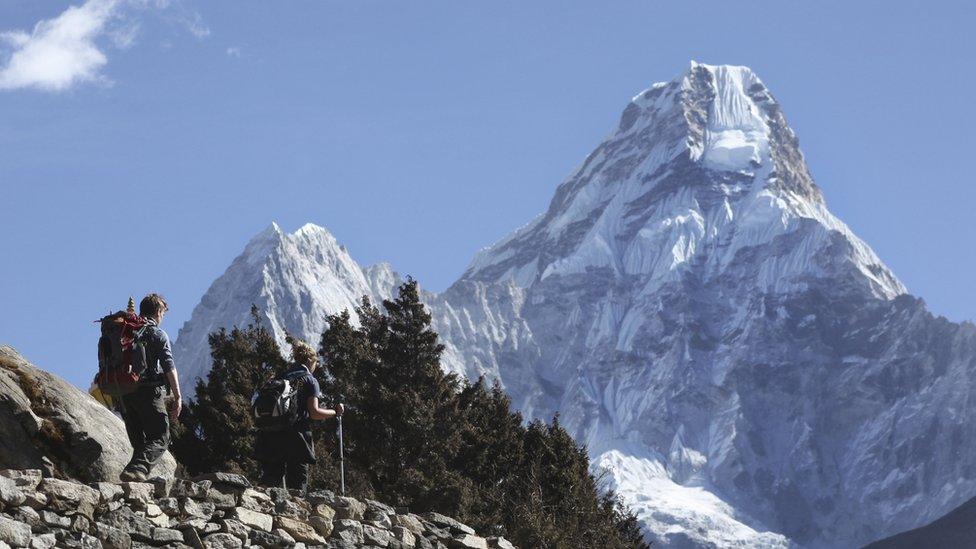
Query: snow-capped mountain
174 63 976 548
172 222 400 393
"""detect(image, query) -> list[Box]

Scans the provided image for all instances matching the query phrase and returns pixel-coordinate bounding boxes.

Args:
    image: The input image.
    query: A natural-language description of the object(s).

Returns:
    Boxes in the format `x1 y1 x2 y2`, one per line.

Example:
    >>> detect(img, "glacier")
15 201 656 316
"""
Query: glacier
173 62 976 547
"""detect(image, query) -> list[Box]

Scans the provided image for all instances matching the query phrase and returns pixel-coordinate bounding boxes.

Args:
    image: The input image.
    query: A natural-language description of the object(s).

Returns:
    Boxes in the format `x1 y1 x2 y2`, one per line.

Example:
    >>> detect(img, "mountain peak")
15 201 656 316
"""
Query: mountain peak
461 63 902 300
250 221 283 241
294 222 332 237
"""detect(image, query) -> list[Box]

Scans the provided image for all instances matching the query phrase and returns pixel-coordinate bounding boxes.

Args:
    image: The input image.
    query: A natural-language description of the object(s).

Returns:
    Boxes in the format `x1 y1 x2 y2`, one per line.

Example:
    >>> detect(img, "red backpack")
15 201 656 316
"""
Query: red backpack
94 298 151 396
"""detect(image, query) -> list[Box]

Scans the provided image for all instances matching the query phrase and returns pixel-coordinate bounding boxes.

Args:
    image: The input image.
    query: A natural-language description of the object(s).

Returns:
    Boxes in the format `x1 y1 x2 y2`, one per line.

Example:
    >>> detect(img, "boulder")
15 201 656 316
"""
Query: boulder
308 515 333 538
332 496 366 521
0 477 25 508
0 516 31 547
424 512 476 535
28 532 55 549
172 480 211 500
179 526 204 549
275 515 325 544
120 482 154 507
0 470 42 490
191 473 249 490
94 521 132 549
391 513 425 536
365 499 395 515
93 482 124 504
157 497 179 516
363 523 394 547
366 511 393 529
200 533 242 549
0 346 176 482
40 509 70 528
151 527 184 543
274 498 309 519
312 503 335 522
100 506 154 542
8 506 40 527
180 498 215 520
229 507 272 532
219 519 248 541
488 536 516 549
271 528 295 543
393 525 416 547
37 478 99 518
21 491 46 510
239 489 272 514
203 488 237 510
451 534 489 549
248 529 292 548
331 519 364 544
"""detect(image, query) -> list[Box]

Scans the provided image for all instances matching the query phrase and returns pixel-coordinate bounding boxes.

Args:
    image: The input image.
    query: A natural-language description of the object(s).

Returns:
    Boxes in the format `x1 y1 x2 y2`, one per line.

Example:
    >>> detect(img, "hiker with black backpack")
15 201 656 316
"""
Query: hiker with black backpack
95 294 181 482
253 335 343 493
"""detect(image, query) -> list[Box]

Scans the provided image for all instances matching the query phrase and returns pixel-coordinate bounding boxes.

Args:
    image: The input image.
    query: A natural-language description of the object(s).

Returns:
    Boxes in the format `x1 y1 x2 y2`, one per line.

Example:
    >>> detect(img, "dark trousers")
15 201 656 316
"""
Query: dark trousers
255 429 315 492
259 460 310 492
120 384 169 475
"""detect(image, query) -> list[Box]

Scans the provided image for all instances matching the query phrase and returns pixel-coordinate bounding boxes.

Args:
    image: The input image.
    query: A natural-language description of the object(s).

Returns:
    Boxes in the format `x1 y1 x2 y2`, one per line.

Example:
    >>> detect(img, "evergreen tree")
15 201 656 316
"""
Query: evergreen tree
176 284 649 548
316 279 649 548
318 280 467 510
171 306 286 477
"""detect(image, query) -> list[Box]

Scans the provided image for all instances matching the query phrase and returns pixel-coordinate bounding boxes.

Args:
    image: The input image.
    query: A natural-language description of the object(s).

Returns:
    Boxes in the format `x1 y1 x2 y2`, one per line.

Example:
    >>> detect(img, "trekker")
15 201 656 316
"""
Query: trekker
254 336 344 493
119 294 181 481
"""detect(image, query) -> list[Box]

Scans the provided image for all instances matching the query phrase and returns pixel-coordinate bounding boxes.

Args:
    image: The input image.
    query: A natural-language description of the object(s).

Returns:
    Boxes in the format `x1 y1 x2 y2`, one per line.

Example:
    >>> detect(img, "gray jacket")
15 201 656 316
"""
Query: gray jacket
139 319 175 386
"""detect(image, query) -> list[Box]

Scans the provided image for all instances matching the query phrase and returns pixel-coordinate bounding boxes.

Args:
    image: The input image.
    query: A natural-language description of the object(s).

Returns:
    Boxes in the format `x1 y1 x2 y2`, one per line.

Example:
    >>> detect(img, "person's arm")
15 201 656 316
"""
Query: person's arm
158 331 181 421
306 396 343 420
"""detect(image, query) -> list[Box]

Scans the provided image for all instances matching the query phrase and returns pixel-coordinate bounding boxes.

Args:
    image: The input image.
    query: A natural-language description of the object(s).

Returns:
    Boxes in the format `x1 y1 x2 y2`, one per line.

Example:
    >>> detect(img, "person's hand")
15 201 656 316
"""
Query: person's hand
169 398 182 422
334 403 344 416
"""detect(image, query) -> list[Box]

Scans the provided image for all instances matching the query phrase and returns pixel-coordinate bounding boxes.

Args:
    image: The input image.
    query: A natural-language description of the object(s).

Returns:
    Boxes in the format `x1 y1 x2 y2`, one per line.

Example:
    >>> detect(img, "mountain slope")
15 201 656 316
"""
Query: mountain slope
174 63 976 547
432 62 976 547
863 494 976 548
172 222 399 394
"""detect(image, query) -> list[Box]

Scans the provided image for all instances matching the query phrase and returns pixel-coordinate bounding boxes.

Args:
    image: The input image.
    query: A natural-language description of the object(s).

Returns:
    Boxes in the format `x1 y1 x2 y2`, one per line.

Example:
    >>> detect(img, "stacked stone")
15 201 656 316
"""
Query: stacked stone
0 470 516 549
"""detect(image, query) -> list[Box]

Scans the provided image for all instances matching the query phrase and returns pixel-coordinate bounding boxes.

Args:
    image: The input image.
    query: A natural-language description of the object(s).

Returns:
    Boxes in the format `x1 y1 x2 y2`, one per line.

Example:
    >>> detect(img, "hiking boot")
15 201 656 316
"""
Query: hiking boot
120 469 147 482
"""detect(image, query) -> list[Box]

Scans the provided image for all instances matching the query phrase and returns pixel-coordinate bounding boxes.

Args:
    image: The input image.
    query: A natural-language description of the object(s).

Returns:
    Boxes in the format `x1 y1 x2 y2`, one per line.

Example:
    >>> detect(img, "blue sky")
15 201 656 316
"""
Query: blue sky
1 1 974 388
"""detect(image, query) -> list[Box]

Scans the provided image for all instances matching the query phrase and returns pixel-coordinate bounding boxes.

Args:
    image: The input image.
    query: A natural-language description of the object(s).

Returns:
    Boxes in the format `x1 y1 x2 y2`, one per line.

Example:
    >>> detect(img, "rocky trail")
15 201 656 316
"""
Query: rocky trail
0 346 512 549
0 468 513 549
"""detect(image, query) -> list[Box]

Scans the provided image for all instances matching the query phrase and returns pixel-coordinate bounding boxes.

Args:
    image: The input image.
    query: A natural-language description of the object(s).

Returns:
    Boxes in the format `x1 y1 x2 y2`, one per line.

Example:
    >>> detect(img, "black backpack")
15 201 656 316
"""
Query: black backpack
251 370 306 431
95 308 152 396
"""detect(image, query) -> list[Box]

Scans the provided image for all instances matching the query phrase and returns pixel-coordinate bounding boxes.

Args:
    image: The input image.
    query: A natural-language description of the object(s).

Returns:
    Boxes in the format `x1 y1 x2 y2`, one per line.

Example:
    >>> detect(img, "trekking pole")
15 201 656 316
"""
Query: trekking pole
337 412 346 497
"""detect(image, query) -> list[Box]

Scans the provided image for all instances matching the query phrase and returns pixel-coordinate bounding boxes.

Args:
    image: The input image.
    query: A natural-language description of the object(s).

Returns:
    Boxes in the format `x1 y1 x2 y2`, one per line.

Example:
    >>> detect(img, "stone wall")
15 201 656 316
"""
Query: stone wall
0 469 517 549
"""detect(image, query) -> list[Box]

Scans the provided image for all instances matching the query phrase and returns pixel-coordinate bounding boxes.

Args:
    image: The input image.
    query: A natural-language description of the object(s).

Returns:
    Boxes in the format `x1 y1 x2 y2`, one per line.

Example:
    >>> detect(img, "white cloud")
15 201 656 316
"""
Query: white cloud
108 20 141 49
226 46 240 58
0 0 208 92
0 0 120 91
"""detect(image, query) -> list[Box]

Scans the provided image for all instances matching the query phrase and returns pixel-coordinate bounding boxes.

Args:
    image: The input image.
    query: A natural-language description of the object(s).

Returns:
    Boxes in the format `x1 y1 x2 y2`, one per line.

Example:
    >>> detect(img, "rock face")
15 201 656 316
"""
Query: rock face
430 63 976 547
172 223 401 396
861 495 976 549
173 63 976 547
0 346 177 483
0 468 512 549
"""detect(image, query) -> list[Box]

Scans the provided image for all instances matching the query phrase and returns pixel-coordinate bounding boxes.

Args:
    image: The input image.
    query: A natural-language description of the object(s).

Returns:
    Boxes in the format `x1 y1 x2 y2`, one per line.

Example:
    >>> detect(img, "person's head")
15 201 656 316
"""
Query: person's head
286 335 318 372
140 293 169 324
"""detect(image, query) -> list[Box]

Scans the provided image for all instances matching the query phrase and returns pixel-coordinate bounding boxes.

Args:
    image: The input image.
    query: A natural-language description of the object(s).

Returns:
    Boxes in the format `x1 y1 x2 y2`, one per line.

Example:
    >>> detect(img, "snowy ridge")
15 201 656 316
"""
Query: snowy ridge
433 62 960 548
174 63 976 548
172 222 399 394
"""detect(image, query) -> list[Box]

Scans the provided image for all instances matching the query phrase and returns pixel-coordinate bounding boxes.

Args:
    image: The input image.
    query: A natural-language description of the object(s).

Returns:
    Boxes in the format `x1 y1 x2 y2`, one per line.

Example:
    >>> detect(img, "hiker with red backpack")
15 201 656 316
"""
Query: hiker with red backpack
252 335 343 493
95 294 181 481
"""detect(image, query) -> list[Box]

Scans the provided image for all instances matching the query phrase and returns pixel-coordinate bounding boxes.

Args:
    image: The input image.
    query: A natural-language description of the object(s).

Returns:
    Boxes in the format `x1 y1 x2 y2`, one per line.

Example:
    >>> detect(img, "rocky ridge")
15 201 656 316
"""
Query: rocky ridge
173 223 401 397
0 346 176 483
0 469 515 549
